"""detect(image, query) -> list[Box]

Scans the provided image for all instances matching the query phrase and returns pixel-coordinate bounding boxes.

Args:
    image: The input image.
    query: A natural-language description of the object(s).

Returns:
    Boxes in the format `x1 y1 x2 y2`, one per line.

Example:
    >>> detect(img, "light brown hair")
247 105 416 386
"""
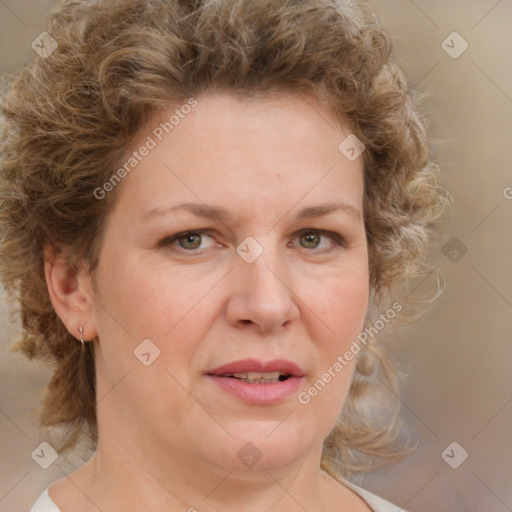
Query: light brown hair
0 0 446 477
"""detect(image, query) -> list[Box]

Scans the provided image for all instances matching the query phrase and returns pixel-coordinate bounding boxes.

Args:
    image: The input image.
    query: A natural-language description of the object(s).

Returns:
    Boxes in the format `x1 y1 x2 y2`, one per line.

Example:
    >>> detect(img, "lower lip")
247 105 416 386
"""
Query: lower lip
207 375 303 405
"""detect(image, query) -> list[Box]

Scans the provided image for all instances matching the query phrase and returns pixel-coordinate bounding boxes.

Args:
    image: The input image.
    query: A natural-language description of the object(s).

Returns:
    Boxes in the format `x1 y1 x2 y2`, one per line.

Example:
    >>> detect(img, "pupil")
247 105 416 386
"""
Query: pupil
180 234 200 249
302 233 319 248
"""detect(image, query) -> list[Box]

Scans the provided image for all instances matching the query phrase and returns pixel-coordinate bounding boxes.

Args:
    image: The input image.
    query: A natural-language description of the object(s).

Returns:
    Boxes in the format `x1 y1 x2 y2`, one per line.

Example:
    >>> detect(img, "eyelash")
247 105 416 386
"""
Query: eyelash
158 228 346 255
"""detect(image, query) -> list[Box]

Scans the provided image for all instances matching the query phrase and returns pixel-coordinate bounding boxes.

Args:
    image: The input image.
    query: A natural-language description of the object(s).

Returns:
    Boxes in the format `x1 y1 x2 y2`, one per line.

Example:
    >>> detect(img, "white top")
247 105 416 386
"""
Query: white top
30 479 406 512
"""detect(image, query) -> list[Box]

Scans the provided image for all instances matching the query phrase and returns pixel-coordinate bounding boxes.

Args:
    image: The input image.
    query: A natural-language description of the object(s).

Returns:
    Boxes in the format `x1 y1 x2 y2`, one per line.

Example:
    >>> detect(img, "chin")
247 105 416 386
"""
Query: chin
213 420 318 472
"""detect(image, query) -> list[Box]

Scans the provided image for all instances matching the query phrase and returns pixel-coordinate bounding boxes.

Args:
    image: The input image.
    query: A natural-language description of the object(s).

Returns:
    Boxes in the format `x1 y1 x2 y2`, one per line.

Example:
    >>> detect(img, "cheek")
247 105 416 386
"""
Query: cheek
298 273 368 431
307 269 369 354
92 250 222 370
96 250 200 333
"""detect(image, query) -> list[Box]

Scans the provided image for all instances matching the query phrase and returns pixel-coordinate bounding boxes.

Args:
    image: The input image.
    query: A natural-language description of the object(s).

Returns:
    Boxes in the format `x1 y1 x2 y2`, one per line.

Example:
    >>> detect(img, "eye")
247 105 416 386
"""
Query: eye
159 230 217 251
158 228 345 255
291 229 345 253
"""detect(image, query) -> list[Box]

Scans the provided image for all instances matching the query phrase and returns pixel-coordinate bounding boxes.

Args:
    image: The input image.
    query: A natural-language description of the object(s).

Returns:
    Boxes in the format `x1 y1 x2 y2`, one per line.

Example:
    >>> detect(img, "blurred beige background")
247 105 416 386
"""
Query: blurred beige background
1 1 511 511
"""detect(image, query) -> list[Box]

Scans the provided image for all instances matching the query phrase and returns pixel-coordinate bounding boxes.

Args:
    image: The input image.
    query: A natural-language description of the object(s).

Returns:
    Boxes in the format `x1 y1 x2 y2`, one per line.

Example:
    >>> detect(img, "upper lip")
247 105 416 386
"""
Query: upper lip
207 358 305 377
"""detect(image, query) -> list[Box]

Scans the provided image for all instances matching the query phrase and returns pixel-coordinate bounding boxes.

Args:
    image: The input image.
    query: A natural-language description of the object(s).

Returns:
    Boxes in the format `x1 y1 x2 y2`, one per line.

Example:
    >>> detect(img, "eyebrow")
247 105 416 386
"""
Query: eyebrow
142 202 361 224
141 201 362 224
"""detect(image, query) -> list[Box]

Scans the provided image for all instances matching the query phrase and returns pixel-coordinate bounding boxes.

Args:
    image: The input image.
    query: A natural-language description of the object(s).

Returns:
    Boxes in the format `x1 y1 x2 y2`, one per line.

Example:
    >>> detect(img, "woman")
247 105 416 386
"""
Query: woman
0 0 445 510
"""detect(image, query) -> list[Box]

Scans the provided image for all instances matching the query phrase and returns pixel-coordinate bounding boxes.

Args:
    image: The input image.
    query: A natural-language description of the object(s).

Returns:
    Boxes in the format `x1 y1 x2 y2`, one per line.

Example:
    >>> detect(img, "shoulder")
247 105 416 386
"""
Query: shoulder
340 477 407 512
30 488 62 512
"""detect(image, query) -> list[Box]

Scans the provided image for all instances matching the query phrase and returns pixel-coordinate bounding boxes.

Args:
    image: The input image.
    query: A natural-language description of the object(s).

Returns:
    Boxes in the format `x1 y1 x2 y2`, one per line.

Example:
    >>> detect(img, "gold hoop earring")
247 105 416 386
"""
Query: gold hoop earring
79 326 84 345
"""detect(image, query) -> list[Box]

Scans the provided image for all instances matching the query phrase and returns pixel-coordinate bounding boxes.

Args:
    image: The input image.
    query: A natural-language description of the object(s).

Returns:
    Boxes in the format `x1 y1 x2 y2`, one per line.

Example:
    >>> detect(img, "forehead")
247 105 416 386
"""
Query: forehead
109 91 365 223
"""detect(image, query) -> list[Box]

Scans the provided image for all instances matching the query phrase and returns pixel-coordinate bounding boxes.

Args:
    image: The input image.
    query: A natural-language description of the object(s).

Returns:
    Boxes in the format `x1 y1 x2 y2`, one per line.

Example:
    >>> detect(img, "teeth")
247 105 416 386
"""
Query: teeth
225 371 288 383
231 371 281 379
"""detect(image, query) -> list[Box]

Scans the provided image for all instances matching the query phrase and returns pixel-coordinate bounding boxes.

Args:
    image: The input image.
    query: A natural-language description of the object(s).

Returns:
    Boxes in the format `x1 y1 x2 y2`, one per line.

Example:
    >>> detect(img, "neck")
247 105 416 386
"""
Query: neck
77 424 330 512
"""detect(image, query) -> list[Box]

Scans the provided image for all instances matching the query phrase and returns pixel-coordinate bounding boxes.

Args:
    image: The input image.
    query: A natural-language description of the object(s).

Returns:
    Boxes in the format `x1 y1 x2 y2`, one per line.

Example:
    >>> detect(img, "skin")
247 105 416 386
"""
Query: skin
44 91 372 511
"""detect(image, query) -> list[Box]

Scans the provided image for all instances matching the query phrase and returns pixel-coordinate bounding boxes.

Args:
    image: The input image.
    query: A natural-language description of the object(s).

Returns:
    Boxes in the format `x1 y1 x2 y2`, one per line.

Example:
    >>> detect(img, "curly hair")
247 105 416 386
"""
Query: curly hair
0 0 445 478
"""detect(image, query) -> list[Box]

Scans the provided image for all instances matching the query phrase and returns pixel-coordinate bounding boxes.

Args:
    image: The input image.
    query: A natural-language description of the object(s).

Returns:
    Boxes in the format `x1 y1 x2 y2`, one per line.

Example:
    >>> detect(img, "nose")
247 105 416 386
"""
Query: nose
224 245 300 335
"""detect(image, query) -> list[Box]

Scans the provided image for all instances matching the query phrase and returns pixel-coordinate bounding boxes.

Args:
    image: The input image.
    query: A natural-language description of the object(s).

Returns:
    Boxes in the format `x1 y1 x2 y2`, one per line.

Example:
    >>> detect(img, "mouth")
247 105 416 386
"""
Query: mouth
206 359 305 405
207 358 305 379
218 371 293 384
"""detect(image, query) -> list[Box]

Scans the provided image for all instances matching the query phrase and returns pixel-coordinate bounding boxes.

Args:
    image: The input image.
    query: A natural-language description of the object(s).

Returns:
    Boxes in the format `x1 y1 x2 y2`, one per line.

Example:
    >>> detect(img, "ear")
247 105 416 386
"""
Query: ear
43 245 98 342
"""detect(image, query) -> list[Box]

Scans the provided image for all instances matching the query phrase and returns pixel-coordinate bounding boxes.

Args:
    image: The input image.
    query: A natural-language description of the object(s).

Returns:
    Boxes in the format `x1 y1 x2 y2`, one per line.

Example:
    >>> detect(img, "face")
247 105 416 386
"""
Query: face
86 91 369 477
